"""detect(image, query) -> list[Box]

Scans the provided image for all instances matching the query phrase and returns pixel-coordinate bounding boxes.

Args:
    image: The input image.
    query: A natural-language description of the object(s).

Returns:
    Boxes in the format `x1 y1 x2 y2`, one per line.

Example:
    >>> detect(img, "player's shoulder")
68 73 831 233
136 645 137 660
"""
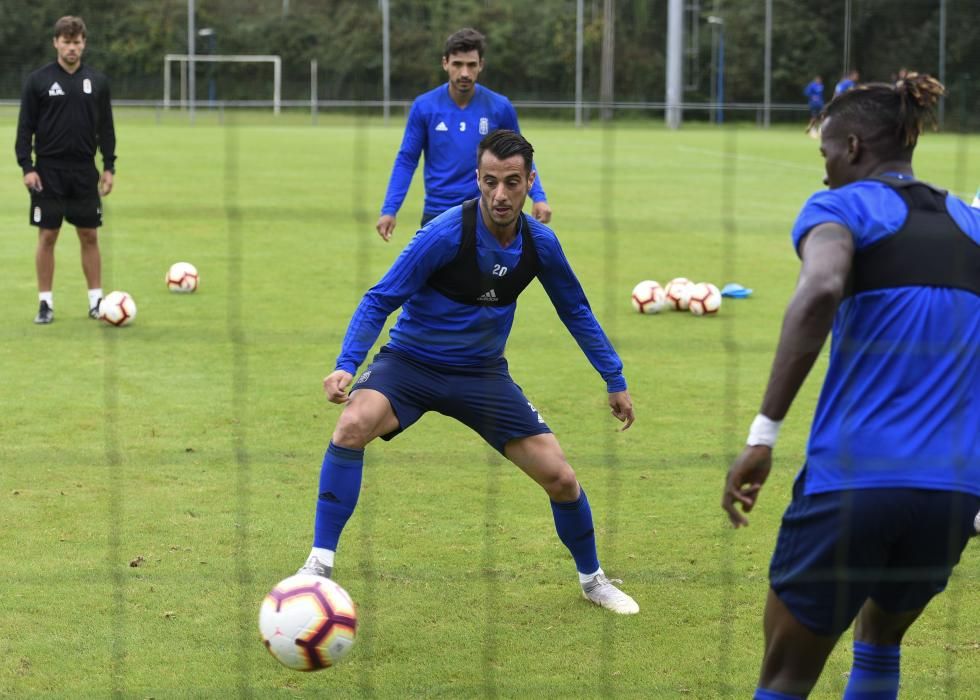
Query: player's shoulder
474 85 514 109
526 216 559 252
26 62 58 82
945 193 980 243
412 84 448 110
80 64 109 81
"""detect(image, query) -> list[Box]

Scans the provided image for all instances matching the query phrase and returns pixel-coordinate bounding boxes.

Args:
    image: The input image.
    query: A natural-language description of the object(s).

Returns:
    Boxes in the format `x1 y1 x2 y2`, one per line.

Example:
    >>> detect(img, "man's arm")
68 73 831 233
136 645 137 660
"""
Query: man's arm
98 76 116 195
377 102 426 240
335 225 458 372
721 223 854 527
15 74 38 175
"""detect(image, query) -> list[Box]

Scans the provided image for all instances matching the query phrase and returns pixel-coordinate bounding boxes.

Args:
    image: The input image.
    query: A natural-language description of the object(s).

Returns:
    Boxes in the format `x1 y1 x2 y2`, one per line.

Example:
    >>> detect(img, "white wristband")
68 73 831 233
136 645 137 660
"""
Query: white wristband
747 414 783 447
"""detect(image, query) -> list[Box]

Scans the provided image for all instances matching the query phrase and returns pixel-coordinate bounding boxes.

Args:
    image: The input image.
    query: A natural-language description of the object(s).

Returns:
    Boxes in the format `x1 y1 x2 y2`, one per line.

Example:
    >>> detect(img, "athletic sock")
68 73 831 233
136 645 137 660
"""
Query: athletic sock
39 291 53 307
308 546 335 568
313 442 364 550
550 487 600 575
843 641 900 699
88 288 103 308
753 689 803 700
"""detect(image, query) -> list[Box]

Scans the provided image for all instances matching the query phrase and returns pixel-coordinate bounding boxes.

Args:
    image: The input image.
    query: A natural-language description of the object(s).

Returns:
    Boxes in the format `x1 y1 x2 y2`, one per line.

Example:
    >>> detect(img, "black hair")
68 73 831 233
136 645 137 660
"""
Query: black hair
444 28 485 59
819 73 945 159
477 130 534 174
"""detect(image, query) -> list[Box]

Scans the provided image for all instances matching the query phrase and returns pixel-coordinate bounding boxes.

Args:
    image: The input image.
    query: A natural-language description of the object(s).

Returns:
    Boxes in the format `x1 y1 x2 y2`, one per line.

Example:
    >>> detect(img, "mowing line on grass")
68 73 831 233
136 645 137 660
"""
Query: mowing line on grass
224 113 256 698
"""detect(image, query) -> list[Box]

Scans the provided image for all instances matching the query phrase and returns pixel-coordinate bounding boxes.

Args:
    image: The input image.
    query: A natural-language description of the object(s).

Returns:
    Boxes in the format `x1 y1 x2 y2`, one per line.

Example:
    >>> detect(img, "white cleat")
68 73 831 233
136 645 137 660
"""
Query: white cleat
296 555 332 579
582 573 639 615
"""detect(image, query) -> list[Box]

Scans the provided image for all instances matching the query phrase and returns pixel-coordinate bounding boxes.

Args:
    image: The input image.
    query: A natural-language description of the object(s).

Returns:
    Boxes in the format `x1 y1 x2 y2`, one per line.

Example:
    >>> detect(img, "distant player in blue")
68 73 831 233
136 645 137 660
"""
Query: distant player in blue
833 69 859 97
803 75 823 119
302 130 638 614
375 28 551 242
722 74 979 699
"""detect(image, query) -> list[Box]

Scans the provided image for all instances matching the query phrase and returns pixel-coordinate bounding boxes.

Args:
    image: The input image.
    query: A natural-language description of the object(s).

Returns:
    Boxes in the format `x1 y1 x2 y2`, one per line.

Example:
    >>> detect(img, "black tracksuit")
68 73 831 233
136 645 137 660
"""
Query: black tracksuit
15 61 116 174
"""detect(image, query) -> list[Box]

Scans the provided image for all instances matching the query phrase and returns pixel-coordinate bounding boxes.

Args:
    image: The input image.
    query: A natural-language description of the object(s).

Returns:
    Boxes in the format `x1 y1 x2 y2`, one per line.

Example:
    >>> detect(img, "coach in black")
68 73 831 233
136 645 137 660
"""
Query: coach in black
16 15 116 324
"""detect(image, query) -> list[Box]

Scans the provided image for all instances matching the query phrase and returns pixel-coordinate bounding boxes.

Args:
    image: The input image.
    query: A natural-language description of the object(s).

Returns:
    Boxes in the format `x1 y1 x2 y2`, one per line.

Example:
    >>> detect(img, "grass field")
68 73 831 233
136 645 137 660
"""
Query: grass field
1 108 978 698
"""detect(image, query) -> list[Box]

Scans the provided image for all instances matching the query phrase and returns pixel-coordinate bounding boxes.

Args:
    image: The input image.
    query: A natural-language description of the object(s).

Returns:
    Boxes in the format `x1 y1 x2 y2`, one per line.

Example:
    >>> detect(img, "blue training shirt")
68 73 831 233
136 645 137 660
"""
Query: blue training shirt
380 84 547 217
803 80 824 110
337 203 626 393
791 176 980 496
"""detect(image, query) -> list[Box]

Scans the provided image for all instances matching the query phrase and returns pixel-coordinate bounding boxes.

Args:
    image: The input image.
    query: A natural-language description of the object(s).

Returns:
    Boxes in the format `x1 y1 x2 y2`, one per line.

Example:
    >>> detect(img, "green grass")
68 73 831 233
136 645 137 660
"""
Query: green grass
1 109 978 698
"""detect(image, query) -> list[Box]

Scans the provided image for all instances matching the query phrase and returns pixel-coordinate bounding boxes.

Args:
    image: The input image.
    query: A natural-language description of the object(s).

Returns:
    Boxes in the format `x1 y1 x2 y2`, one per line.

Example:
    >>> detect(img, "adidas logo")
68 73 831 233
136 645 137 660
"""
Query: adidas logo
435 121 448 132
48 82 65 96
477 289 498 303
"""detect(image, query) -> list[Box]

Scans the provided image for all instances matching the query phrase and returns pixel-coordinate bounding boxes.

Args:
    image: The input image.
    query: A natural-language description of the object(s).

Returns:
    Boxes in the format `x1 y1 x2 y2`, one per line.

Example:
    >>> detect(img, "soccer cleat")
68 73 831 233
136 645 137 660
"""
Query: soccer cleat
89 298 102 319
34 300 54 324
582 573 639 614
297 554 333 580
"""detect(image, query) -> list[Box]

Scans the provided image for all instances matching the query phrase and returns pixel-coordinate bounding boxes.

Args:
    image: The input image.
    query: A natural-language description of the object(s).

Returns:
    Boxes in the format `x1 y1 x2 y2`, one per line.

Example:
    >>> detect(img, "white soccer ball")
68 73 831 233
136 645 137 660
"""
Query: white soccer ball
688 282 722 316
664 277 694 310
259 574 357 672
100 290 137 326
630 280 666 314
166 262 199 293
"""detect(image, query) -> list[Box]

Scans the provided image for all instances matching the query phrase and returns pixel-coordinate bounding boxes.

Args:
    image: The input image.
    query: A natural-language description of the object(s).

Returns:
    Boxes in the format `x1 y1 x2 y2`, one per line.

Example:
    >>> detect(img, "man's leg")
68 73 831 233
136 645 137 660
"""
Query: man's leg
76 227 103 316
34 228 60 323
505 433 638 614
756 588 840 699
840 599 922 700
300 388 400 578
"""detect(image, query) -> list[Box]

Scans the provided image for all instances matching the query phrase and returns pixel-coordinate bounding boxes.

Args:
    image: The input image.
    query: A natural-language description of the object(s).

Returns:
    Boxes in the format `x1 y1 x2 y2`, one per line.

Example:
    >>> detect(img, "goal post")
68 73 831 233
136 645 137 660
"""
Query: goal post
163 54 282 114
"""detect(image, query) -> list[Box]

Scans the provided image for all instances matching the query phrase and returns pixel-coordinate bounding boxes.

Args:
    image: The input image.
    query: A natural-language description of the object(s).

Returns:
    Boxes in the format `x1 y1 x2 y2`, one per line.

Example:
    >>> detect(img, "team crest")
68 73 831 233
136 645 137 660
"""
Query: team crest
479 117 489 135
83 78 92 94
33 206 41 223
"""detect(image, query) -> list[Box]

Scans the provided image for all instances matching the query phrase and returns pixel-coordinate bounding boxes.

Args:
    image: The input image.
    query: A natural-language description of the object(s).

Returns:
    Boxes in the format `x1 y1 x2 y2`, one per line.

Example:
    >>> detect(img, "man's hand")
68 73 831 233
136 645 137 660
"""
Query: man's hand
608 390 635 431
323 370 354 404
24 171 42 192
376 214 396 242
100 171 114 196
531 201 552 224
722 445 773 528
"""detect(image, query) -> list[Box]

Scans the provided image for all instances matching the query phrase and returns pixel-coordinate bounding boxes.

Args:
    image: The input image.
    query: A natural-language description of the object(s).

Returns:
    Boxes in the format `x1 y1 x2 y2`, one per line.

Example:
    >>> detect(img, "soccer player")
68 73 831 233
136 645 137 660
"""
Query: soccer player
833 69 859 97
301 129 638 615
722 73 979 699
15 15 116 324
802 76 824 120
375 27 551 242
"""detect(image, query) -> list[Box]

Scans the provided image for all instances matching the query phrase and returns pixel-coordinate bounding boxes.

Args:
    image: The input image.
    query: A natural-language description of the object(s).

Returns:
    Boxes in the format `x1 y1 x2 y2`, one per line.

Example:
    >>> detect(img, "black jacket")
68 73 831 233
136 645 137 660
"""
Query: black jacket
15 61 116 174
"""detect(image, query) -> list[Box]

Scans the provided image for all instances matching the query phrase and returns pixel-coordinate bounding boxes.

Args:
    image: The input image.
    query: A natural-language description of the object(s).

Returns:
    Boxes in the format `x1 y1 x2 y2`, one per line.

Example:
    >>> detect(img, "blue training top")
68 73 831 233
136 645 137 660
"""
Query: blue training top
791 175 980 496
337 203 625 393
380 83 547 217
803 80 824 109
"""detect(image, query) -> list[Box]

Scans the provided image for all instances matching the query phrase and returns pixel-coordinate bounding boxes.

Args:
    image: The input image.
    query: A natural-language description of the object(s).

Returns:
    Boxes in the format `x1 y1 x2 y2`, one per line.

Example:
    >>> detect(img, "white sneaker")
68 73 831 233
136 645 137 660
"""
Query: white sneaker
582 573 639 614
297 554 332 579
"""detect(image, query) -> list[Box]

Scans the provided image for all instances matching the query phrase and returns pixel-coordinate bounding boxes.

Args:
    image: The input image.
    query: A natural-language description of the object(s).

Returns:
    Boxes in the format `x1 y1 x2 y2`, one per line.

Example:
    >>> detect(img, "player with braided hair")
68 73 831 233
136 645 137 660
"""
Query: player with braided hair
723 73 979 699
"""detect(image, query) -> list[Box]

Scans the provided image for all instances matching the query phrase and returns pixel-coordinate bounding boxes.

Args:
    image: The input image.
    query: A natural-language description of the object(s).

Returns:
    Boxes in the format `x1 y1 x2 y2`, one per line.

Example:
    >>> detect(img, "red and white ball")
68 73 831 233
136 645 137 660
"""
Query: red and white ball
166 262 199 293
259 574 357 671
100 290 137 326
630 280 666 314
664 277 694 310
688 282 722 316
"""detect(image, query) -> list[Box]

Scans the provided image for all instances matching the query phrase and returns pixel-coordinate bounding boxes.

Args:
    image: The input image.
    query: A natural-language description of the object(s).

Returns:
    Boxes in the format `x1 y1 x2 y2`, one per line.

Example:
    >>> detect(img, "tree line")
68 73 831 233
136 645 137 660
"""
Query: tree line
0 0 976 127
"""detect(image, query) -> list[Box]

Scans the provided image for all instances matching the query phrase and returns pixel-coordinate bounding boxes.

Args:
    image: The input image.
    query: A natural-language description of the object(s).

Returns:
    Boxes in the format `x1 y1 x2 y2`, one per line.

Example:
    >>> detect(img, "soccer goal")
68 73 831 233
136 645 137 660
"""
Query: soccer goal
163 54 282 114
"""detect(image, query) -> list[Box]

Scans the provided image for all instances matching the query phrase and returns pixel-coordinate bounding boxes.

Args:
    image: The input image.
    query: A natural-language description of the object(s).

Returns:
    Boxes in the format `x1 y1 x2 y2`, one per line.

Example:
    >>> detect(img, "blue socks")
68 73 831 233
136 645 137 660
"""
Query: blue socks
550 488 600 575
313 442 364 550
843 641 900 699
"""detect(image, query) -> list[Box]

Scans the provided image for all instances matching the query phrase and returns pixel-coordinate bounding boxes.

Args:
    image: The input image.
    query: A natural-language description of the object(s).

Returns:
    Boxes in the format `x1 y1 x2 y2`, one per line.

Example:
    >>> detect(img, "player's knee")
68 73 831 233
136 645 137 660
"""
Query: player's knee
544 467 579 501
331 412 373 449
77 229 99 246
38 229 60 247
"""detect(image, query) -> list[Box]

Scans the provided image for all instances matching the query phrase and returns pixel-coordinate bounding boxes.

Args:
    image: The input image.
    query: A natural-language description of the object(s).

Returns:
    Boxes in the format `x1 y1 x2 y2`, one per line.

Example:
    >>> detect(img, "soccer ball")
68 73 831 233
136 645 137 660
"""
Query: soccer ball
630 280 666 314
259 575 357 671
664 277 694 310
688 282 722 316
166 262 199 293
100 290 137 326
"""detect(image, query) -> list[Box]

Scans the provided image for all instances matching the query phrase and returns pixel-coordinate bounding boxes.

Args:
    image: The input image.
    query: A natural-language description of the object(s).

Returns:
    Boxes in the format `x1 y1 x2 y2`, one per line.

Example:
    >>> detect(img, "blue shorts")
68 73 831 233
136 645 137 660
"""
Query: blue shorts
351 346 552 454
770 470 980 636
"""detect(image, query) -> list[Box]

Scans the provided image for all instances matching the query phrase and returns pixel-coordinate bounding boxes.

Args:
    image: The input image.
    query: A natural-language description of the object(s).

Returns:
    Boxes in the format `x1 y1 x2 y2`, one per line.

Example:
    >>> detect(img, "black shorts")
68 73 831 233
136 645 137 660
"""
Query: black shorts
769 471 980 636
351 346 552 454
29 164 102 229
